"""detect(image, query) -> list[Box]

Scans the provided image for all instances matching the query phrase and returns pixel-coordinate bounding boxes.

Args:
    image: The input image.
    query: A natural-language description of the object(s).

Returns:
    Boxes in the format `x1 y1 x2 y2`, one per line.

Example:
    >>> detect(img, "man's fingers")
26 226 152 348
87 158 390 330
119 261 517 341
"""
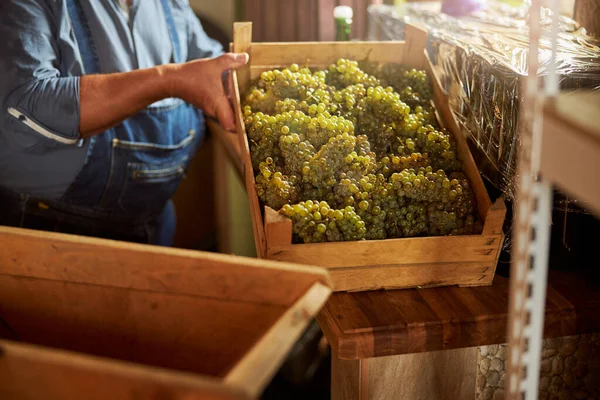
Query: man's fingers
216 52 249 71
214 95 236 132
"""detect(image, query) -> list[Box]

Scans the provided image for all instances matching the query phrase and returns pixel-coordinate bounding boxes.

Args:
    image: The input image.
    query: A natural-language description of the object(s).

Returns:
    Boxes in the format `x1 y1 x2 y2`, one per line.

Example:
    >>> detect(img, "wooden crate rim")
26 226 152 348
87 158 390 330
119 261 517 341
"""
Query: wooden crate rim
0 226 331 287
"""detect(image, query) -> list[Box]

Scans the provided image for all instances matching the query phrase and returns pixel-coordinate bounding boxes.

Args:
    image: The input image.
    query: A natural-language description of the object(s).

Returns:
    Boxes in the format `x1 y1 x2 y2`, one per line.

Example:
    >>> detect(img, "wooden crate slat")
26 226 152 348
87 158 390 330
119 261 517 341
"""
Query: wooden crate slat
0 340 250 400
328 261 496 292
482 198 507 236
266 234 502 268
249 41 405 67
403 24 428 70
0 273 285 378
0 227 329 307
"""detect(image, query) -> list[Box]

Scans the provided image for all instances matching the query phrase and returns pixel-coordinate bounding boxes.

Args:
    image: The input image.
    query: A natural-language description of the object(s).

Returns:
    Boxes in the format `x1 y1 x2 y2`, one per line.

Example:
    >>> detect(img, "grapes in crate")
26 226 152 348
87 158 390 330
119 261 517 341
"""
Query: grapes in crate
243 59 481 244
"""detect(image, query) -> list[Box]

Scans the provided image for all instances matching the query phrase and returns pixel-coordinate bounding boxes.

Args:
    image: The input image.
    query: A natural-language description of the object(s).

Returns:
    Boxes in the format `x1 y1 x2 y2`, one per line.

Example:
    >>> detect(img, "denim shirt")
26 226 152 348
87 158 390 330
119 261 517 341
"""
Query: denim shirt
0 0 223 199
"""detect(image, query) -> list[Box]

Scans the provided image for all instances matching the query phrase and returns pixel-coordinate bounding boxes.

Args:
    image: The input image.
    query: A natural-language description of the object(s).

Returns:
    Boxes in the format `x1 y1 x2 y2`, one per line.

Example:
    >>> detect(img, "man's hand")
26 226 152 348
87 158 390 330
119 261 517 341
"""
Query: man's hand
79 53 249 137
164 53 249 131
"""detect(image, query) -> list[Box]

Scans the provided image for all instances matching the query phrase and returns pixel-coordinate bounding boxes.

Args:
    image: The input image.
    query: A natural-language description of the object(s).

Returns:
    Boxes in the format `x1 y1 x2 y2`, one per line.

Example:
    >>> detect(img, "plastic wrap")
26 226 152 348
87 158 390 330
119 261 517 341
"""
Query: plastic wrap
368 2 600 200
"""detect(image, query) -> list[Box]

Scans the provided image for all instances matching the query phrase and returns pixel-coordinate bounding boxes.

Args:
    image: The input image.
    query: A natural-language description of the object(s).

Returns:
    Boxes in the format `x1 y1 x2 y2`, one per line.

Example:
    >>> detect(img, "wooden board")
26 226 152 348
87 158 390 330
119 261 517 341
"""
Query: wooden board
326 261 497 292
231 22 506 292
0 227 330 306
366 348 477 400
0 340 250 400
540 92 600 218
317 270 600 360
331 357 364 400
0 274 284 377
331 348 477 400
267 234 502 267
0 226 332 397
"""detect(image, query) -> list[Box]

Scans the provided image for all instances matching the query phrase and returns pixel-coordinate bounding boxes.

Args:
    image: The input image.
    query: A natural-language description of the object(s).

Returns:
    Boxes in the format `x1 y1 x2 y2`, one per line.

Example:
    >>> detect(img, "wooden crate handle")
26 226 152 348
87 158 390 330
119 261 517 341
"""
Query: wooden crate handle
233 22 253 92
482 197 507 236
403 23 428 70
224 282 332 397
264 206 293 247
231 22 269 258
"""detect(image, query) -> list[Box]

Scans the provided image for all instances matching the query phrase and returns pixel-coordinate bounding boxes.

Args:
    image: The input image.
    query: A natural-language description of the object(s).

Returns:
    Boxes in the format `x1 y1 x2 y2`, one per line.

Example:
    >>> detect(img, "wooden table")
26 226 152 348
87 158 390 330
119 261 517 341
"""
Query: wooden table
317 270 600 400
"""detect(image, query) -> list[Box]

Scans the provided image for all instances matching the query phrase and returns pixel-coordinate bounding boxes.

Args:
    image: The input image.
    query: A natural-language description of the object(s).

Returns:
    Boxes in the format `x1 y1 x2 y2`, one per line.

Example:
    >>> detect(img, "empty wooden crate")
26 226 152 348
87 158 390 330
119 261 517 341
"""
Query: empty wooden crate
0 226 332 399
231 22 506 292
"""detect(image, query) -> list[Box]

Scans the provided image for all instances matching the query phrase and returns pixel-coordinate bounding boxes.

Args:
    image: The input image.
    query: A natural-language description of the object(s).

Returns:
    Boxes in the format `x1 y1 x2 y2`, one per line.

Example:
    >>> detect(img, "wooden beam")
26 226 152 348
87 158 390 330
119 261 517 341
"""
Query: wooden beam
0 340 250 400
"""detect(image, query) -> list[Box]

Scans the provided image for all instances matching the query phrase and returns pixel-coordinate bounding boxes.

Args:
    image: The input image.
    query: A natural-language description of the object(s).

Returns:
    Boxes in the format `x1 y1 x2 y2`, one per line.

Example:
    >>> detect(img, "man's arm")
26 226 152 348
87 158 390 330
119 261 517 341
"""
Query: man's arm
79 53 248 137
0 0 246 148
0 0 81 148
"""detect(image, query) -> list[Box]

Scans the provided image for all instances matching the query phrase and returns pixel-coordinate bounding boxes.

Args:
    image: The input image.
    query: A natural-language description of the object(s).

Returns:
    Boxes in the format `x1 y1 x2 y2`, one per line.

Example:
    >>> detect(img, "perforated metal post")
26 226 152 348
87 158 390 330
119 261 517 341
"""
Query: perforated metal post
506 1 560 398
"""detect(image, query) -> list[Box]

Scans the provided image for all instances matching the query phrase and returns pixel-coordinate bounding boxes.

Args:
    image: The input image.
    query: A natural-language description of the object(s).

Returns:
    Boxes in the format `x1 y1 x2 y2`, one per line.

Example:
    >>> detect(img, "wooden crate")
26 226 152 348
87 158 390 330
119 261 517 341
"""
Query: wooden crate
230 22 506 292
0 226 332 399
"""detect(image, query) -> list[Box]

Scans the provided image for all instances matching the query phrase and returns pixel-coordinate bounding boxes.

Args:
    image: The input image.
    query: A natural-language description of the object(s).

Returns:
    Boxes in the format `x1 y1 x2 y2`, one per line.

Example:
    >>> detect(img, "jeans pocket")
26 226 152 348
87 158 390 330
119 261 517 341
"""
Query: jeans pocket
117 157 187 216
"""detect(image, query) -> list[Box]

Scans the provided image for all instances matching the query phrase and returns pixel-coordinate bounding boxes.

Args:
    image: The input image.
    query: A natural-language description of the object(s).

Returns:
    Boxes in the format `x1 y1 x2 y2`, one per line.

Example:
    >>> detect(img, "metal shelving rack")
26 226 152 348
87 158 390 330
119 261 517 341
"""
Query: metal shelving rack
506 1 600 399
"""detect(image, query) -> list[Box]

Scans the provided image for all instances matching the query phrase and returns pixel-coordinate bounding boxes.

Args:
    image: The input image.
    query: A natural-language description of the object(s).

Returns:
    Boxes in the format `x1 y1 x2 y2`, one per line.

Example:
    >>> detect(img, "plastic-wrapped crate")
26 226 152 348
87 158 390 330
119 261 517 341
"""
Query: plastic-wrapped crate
368 2 600 200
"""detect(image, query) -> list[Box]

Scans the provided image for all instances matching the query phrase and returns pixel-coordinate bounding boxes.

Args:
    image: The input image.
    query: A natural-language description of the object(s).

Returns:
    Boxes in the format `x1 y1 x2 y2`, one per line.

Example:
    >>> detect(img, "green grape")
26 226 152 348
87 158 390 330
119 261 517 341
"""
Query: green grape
390 167 464 203
245 59 479 244
243 86 279 114
303 88 333 110
331 84 368 124
255 163 299 210
378 64 433 108
304 132 356 187
355 87 410 157
386 202 428 238
335 205 367 241
427 208 460 236
305 114 355 149
279 201 366 243
259 65 327 99
275 98 309 114
357 57 381 77
326 59 380 89
279 134 316 175
415 126 461 172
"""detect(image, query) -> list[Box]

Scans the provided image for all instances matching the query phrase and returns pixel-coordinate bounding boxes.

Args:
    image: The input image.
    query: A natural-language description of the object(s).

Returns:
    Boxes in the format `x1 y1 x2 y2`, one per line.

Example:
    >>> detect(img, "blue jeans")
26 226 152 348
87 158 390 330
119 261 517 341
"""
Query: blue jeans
0 188 177 246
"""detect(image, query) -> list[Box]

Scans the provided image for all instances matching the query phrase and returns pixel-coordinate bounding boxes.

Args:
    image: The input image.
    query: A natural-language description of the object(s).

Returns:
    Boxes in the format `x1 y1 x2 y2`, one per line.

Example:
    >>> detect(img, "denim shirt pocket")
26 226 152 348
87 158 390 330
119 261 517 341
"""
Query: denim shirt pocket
7 107 81 154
